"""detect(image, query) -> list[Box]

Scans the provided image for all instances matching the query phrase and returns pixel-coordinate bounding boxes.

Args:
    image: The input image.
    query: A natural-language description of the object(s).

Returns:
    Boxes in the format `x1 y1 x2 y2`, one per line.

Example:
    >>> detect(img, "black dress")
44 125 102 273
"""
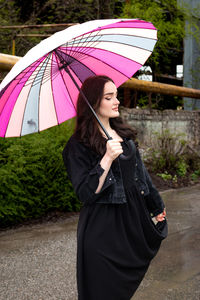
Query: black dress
76 141 167 300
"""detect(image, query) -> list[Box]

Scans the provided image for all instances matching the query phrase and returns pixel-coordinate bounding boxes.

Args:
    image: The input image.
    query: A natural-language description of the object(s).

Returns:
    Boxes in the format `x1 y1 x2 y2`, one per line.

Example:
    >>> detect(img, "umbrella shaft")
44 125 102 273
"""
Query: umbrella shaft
65 66 111 140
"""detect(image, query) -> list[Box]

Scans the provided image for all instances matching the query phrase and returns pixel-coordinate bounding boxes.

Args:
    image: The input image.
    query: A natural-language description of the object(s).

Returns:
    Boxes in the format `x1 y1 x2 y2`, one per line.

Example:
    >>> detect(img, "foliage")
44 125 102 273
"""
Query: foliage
145 129 200 183
0 0 125 57
132 92 183 110
14 0 124 24
121 0 184 76
176 159 188 177
120 0 187 110
157 171 178 183
148 129 188 171
0 119 81 227
190 169 200 181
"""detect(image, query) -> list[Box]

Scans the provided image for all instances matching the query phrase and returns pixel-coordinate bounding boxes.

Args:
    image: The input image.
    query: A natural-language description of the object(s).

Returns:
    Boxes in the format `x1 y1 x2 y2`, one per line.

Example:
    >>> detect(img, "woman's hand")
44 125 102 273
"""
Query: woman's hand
96 139 123 194
155 209 166 222
105 139 123 161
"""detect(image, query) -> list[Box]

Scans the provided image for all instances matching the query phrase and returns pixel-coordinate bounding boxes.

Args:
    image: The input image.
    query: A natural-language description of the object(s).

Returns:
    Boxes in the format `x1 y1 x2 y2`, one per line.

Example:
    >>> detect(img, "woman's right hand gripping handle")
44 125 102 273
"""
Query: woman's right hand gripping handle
95 139 123 194
104 138 123 162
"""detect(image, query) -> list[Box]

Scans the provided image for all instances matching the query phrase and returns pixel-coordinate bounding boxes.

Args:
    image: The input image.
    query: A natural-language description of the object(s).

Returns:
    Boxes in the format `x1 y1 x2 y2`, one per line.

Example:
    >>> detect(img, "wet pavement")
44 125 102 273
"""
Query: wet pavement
0 184 199 300
132 184 200 300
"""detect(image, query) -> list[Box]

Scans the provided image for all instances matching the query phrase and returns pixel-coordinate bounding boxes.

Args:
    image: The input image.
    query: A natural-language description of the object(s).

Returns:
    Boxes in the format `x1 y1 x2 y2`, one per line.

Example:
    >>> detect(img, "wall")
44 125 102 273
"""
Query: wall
120 107 200 147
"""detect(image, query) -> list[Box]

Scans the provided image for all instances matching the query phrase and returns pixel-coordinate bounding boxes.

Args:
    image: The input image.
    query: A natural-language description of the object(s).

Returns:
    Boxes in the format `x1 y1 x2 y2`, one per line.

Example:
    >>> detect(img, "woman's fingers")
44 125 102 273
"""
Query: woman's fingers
155 209 166 222
106 139 123 160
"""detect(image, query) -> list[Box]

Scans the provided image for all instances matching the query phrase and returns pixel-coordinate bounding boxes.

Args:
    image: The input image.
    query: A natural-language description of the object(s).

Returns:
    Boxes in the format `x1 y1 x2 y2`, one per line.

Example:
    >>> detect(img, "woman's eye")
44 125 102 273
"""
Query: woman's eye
105 97 111 100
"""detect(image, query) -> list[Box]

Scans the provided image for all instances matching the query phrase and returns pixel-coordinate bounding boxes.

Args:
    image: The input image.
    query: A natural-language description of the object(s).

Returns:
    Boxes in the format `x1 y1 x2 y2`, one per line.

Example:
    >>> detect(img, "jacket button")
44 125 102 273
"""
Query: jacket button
135 163 138 167
141 190 144 195
135 177 138 181
109 178 112 181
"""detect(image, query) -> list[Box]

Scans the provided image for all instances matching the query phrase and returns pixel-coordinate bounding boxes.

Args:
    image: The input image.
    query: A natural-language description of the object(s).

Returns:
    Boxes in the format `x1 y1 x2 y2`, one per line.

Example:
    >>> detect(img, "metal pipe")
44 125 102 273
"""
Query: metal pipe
122 78 200 99
0 53 20 71
1 53 200 99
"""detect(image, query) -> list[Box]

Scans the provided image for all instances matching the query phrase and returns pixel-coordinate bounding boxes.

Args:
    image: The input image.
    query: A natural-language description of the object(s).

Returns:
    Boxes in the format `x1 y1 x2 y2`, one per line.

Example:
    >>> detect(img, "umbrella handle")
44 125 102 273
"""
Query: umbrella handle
108 138 136 161
119 139 136 160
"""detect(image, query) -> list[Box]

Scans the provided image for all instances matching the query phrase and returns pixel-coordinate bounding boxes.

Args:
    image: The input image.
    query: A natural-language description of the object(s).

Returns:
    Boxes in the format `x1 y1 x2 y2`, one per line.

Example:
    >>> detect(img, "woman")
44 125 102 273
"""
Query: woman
62 75 167 300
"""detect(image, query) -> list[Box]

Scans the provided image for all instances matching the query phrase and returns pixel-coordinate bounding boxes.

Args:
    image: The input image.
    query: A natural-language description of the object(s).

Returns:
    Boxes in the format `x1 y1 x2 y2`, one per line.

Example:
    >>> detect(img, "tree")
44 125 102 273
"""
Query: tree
121 0 186 109
0 0 125 57
0 0 21 55
14 0 124 24
121 0 185 79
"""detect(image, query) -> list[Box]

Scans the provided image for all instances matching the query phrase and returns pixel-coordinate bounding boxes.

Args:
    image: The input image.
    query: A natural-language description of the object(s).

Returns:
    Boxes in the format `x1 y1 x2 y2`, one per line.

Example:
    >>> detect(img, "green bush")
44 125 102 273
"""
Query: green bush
146 130 200 182
149 130 188 172
190 169 200 181
176 159 188 177
0 119 81 227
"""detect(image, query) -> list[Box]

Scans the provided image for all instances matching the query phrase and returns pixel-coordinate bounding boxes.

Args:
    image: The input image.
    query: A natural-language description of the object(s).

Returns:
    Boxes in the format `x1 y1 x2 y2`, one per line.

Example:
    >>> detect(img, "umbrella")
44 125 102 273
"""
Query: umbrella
0 19 157 140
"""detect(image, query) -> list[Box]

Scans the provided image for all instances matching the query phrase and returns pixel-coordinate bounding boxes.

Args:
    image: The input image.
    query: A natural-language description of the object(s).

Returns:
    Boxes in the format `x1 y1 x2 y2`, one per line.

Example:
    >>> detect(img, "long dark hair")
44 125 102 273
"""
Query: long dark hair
74 75 137 155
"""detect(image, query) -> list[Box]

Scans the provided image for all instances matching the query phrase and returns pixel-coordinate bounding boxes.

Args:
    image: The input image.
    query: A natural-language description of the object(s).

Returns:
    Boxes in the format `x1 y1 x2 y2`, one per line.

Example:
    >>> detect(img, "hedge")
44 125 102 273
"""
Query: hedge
0 119 81 227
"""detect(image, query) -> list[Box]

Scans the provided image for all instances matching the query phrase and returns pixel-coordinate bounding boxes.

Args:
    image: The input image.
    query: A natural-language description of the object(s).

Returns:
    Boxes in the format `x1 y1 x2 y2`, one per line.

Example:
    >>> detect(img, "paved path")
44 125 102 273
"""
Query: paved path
0 185 200 300
132 184 200 300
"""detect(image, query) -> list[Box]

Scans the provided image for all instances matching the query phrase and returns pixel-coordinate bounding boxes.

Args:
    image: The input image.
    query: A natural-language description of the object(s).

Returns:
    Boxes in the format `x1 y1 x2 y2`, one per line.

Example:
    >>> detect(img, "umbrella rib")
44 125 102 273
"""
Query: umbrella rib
60 31 156 66
67 32 157 46
19 56 51 136
62 29 102 64
21 55 50 87
23 56 58 87
55 49 96 84
72 39 153 56
0 19 158 137
65 28 157 57
66 28 101 62
62 47 140 82
54 53 77 113
2 58 44 137
70 38 102 62
38 54 52 133
50 53 59 126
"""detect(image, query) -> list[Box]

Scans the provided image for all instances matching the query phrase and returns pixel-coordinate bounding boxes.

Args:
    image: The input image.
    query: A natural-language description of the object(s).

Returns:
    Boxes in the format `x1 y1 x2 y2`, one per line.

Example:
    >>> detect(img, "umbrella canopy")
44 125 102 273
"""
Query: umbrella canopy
0 19 157 138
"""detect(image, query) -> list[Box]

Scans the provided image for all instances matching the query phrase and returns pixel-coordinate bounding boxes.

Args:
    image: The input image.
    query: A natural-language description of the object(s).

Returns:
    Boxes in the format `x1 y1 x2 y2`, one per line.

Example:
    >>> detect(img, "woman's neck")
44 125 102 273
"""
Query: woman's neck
97 117 112 135
97 117 122 141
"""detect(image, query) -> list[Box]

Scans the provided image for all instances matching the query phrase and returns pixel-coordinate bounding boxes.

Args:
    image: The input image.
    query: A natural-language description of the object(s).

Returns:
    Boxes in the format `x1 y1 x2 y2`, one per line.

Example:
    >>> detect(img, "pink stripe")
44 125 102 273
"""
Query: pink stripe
39 61 58 131
101 21 155 31
0 59 44 137
62 47 141 80
73 20 157 38
84 58 128 87
62 66 82 104
98 20 156 30
60 48 129 87
51 53 76 124
5 84 32 137
78 20 156 38
0 78 21 115
0 59 43 116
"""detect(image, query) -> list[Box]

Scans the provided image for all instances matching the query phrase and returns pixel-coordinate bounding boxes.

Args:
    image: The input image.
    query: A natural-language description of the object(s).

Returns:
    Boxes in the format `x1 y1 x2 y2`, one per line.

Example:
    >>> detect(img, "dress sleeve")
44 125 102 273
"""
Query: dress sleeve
136 148 165 217
62 136 113 205
143 165 165 217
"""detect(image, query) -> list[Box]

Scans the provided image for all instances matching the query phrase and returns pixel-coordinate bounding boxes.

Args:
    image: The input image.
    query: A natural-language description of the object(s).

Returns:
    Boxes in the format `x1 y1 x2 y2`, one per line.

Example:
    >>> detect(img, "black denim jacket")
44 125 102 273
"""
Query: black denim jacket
62 135 165 217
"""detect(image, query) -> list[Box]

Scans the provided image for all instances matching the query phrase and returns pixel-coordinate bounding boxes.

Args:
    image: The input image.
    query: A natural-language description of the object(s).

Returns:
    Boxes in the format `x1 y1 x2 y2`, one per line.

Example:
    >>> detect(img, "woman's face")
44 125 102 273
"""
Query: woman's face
97 81 120 120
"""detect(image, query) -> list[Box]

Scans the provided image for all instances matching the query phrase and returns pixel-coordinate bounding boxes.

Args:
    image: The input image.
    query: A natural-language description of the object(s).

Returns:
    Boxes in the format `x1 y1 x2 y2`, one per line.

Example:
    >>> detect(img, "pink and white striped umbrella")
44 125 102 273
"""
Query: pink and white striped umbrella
0 19 157 137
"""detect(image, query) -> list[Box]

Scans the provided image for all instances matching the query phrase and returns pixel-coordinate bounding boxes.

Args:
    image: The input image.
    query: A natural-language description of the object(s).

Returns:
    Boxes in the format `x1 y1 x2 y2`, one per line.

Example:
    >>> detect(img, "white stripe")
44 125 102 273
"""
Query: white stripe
68 41 152 65
75 27 157 41
39 56 58 131
0 19 129 91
